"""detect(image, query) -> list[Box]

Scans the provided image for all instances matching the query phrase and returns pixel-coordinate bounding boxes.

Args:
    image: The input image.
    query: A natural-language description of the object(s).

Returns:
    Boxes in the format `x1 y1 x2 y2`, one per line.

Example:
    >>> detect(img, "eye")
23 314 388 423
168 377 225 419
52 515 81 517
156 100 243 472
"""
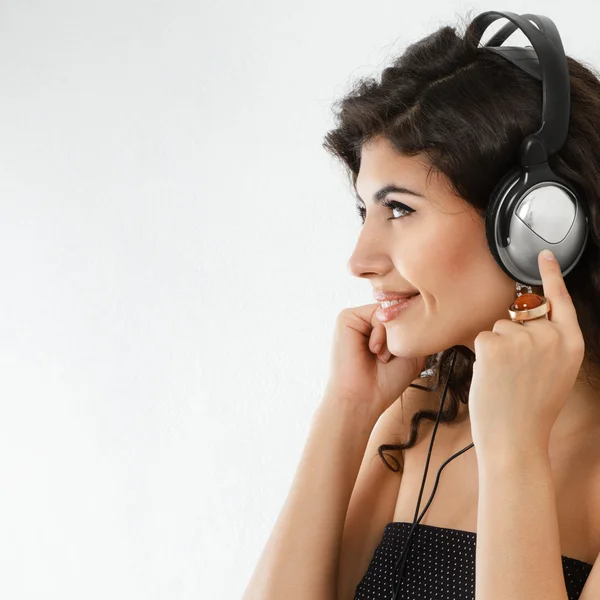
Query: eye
355 198 415 225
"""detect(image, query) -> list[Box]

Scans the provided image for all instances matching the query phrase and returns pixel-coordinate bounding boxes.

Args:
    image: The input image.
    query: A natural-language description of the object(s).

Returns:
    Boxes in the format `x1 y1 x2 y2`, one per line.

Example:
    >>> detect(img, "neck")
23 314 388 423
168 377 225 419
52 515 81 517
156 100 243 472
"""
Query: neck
550 355 600 444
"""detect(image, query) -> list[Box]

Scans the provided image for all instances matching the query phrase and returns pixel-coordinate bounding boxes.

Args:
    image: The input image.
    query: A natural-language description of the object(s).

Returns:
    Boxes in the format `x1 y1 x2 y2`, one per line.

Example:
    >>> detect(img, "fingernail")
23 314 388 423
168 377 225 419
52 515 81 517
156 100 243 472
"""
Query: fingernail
541 249 554 261
373 343 382 354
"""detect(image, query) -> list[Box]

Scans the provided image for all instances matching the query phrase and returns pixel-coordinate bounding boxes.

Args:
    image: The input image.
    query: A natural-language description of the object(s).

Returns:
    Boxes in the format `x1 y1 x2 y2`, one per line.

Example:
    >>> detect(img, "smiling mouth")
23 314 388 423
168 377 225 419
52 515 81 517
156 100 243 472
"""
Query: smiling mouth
379 293 420 308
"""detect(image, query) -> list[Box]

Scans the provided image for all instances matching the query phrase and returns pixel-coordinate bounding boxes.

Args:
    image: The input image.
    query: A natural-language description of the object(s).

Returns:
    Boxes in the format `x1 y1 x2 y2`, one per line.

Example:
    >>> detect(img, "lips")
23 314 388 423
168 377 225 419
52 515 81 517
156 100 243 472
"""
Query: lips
375 293 421 322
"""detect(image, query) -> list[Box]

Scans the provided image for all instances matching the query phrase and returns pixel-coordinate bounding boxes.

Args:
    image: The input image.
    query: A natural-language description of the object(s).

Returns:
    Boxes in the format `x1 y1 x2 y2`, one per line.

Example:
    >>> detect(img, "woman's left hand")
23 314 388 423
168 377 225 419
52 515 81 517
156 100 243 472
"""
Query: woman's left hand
468 249 586 460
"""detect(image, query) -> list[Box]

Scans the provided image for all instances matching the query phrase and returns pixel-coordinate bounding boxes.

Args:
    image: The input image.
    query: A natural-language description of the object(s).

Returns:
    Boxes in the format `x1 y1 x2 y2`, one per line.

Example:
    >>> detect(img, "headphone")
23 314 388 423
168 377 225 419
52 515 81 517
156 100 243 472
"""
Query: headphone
390 11 590 599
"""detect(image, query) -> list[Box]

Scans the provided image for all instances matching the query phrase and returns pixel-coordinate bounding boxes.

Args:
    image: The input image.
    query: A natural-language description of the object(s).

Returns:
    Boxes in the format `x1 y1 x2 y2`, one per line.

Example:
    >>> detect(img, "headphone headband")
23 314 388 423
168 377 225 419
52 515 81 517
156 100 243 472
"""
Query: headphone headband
467 11 570 158
485 46 541 81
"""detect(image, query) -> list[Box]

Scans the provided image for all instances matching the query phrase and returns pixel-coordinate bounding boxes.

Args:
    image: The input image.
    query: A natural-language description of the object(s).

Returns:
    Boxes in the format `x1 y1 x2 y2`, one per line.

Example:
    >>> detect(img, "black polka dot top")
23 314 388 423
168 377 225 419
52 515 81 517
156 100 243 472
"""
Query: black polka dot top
354 521 593 600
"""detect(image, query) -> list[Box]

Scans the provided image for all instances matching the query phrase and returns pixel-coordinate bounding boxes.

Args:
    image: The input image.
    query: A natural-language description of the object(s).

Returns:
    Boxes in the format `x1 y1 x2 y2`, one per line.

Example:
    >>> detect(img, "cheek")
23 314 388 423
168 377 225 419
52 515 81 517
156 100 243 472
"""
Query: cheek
412 221 481 287
414 218 507 305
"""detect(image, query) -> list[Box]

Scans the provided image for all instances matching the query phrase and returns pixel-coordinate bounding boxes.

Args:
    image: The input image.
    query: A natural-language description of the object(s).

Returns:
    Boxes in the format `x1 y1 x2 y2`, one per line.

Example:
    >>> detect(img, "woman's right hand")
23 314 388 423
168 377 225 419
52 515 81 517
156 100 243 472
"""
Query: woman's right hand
324 302 429 417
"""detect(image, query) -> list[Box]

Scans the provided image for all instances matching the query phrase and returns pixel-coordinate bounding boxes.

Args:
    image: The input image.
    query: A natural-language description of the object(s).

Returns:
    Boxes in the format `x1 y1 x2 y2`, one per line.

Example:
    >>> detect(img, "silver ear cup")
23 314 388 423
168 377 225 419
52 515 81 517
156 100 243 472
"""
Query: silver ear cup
487 177 588 285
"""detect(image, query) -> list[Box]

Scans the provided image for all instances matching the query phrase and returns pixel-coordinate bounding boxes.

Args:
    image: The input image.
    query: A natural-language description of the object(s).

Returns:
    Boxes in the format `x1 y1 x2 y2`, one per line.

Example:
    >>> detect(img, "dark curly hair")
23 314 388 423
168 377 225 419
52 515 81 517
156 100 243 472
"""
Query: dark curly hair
322 12 600 474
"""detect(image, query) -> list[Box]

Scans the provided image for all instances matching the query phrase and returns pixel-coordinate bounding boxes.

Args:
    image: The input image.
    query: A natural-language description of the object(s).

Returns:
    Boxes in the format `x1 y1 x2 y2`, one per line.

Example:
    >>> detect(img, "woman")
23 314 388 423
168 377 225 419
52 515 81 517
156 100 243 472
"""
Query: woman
242 11 600 600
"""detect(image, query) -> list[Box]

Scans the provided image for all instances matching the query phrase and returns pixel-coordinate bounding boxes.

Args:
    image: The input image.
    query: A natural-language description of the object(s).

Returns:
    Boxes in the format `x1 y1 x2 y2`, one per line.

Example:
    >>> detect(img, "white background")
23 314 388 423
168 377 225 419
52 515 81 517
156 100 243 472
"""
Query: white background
0 1 598 598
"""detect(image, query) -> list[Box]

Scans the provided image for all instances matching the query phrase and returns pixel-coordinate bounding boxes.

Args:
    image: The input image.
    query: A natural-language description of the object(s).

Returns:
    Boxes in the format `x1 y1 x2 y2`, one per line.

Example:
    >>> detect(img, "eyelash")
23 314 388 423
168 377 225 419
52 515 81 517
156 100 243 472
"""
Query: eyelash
355 198 415 224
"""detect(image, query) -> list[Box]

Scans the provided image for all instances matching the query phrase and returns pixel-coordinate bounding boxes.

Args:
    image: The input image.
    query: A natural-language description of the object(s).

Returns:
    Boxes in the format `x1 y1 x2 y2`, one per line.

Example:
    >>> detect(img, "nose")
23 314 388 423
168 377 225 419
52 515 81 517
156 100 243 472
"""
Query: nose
346 230 388 278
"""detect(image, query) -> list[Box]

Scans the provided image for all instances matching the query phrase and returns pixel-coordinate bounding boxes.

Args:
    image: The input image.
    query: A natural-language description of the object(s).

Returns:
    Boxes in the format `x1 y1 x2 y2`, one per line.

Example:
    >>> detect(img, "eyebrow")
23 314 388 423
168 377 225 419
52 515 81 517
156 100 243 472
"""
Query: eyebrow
354 184 425 205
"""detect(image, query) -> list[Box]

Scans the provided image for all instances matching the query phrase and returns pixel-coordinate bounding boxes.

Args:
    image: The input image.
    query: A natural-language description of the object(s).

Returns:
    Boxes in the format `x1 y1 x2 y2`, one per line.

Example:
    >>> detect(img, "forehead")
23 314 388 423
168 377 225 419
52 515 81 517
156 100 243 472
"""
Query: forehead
355 136 467 211
356 137 436 192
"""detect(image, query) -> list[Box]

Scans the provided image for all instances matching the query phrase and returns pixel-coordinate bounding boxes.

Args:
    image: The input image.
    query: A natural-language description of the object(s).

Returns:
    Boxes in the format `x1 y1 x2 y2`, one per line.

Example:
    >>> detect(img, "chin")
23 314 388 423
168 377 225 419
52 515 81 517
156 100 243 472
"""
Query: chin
385 337 423 360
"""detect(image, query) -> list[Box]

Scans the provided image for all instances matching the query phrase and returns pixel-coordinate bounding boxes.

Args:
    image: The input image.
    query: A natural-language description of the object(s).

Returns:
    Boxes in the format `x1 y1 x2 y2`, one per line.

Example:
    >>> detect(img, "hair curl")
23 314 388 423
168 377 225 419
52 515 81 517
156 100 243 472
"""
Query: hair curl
322 13 600 473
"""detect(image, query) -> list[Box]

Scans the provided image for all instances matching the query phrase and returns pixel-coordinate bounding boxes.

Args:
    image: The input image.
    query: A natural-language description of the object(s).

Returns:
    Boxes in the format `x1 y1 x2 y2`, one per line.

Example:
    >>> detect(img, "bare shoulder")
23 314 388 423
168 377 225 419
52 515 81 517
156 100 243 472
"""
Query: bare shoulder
335 375 441 600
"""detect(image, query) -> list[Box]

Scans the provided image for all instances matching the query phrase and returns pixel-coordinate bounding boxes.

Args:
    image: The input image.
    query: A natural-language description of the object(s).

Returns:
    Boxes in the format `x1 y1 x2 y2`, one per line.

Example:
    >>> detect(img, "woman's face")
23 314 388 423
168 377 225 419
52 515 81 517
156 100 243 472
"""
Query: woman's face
347 135 540 358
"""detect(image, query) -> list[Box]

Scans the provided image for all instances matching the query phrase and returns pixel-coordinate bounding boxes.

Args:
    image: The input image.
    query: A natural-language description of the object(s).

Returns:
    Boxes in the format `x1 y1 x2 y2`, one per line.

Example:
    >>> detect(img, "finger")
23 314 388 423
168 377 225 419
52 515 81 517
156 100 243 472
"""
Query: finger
370 321 387 354
379 347 392 363
537 248 577 327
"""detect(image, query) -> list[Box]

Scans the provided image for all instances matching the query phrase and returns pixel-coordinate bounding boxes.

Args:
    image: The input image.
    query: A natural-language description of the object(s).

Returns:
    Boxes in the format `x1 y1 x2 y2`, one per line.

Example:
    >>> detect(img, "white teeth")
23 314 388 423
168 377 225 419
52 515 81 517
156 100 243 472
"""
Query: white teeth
380 297 413 308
